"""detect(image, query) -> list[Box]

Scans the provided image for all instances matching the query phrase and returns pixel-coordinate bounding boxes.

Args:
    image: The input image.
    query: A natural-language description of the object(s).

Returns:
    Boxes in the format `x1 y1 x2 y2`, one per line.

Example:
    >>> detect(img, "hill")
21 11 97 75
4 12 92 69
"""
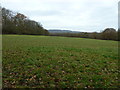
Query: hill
48 29 81 33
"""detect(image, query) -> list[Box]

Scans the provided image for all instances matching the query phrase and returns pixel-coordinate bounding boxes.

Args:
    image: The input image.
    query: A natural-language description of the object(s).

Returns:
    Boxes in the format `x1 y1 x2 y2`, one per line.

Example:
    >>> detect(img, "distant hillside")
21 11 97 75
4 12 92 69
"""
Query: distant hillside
48 29 81 33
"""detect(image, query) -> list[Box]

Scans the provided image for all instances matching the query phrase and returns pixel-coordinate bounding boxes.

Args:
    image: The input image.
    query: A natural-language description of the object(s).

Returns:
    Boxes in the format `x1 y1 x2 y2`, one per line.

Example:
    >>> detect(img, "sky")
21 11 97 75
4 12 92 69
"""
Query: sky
1 0 119 32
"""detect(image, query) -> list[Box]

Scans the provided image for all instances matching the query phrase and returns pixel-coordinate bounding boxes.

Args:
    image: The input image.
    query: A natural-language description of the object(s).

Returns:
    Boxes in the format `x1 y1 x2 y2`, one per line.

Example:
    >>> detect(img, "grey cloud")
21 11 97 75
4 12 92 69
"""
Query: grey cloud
24 10 63 16
2 0 118 32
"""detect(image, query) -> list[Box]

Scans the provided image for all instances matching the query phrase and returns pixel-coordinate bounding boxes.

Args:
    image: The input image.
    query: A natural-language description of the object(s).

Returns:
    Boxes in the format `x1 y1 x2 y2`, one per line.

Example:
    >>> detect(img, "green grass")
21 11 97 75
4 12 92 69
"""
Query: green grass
2 35 118 88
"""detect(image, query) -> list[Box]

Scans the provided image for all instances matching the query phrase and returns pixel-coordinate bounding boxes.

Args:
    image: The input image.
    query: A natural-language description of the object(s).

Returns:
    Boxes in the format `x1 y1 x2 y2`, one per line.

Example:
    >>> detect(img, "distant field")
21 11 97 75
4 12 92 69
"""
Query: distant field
2 35 118 88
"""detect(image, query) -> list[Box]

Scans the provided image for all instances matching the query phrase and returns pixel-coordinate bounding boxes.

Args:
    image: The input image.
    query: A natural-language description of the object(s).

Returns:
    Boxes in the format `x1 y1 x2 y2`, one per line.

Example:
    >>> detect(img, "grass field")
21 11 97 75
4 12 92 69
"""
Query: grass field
2 35 118 88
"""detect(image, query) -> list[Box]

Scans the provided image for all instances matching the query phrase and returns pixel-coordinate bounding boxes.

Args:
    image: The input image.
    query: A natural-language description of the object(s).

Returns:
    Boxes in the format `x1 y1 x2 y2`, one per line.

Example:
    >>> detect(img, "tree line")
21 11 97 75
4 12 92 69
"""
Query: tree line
2 7 119 41
49 28 119 41
2 7 49 35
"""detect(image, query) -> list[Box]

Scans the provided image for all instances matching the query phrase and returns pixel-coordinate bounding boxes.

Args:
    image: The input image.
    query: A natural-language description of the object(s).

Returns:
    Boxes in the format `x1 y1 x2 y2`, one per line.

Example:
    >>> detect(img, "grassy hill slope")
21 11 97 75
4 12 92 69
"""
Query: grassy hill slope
2 35 118 88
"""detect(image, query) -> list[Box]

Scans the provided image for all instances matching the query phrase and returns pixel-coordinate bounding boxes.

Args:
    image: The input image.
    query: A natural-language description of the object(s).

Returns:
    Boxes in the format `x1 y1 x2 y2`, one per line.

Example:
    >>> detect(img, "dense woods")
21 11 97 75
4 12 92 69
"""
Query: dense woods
2 8 49 35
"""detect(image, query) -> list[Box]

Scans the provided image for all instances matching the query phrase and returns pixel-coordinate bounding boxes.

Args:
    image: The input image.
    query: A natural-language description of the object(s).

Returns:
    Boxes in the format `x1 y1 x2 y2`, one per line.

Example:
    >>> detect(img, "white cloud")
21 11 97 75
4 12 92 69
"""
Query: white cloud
1 0 119 32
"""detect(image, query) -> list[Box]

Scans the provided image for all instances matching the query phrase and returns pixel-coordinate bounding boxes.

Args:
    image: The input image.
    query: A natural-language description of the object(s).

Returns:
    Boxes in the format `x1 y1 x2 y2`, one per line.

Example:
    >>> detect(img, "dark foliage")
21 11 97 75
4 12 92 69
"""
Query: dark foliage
101 28 118 40
2 8 49 35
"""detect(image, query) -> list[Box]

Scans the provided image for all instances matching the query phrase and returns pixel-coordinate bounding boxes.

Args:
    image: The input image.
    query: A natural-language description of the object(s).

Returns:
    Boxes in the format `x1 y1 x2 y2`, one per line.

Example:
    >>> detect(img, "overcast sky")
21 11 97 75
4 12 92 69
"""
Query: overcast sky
1 0 119 32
